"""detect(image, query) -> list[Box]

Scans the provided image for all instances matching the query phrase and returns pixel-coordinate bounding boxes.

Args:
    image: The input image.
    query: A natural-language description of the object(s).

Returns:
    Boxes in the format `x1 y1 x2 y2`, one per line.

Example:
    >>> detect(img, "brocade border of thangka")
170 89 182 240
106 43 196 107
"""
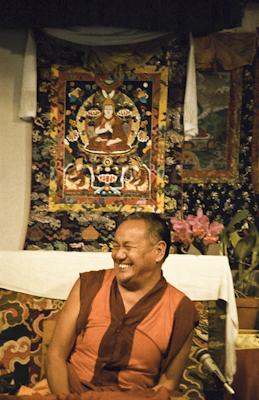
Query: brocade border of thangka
48 65 168 213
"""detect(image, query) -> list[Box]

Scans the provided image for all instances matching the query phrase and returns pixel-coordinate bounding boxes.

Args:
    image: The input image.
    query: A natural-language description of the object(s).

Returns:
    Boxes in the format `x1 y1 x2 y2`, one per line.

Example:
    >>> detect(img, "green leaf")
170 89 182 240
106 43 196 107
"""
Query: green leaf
234 236 256 260
251 248 259 269
219 230 230 246
226 209 250 232
193 240 207 255
247 221 259 239
229 231 241 248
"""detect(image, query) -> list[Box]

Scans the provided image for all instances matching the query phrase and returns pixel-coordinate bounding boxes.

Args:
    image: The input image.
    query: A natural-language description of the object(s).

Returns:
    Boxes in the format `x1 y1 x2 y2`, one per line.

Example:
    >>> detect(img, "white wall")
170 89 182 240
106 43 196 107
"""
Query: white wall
0 29 32 250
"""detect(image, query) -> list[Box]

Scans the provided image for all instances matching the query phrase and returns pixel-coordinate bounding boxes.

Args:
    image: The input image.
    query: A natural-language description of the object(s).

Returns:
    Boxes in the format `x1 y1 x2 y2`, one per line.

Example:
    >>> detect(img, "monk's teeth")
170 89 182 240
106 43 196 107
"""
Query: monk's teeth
118 264 131 269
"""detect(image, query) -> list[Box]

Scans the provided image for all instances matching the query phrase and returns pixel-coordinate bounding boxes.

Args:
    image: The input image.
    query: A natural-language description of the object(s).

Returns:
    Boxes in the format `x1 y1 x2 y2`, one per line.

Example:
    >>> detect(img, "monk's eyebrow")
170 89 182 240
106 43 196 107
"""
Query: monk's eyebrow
112 240 137 247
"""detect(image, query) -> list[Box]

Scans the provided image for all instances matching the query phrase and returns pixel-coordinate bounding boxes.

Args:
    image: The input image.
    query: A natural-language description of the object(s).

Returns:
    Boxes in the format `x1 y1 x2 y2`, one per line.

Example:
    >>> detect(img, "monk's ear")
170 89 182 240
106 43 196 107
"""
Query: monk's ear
154 241 167 262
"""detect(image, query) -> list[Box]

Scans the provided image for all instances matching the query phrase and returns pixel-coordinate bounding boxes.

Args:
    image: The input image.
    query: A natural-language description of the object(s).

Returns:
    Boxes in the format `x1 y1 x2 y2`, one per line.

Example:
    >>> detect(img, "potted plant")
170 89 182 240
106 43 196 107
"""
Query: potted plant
170 208 259 329
220 209 259 329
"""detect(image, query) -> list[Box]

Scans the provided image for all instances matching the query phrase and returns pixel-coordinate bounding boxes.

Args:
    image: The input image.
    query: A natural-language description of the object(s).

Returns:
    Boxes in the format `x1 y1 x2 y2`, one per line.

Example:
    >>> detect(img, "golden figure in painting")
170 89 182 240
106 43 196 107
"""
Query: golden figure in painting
85 92 131 154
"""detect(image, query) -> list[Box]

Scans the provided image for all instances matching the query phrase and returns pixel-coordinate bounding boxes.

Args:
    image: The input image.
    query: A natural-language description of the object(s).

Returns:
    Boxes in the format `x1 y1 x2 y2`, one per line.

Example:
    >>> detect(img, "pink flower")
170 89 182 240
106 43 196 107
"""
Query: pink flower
192 224 208 238
202 221 224 246
187 208 210 238
208 221 225 236
170 209 224 254
202 234 219 246
187 208 209 224
170 218 192 245
170 218 191 233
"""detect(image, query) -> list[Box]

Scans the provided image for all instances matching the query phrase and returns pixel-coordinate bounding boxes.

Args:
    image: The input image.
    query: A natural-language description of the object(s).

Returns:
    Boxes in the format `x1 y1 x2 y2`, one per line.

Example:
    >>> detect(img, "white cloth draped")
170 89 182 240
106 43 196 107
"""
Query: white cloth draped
18 30 37 121
0 250 238 382
43 26 168 46
183 34 198 139
18 27 169 120
18 27 197 131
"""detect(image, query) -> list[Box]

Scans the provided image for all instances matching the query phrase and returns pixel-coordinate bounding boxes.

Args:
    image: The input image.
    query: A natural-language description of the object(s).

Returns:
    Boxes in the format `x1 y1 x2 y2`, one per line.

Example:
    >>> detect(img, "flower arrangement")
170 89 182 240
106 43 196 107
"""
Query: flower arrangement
170 208 224 255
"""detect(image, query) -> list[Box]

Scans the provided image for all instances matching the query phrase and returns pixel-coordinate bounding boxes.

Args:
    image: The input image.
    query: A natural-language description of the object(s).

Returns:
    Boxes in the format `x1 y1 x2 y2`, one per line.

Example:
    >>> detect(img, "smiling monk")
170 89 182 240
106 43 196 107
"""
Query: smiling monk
46 213 199 399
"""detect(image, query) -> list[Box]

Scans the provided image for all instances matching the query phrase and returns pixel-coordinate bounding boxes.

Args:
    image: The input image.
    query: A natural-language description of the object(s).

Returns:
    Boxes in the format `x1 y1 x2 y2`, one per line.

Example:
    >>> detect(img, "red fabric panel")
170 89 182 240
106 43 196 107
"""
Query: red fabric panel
76 270 106 335
160 296 199 373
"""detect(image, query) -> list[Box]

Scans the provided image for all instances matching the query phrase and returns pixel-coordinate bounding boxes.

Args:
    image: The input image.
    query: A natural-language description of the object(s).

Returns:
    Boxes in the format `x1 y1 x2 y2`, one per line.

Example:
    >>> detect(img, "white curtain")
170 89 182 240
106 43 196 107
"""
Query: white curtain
19 30 37 121
19 26 197 137
183 34 198 139
43 26 167 46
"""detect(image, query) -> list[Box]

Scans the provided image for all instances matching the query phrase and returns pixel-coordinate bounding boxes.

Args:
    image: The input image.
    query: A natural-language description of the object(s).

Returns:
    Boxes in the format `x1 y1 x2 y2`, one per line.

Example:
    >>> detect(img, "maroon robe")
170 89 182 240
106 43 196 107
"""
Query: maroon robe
67 269 198 396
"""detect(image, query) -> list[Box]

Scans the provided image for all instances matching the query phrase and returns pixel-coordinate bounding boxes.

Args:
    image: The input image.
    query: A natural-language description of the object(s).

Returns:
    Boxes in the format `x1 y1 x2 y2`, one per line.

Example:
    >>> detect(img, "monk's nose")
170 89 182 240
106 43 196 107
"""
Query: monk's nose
113 247 127 260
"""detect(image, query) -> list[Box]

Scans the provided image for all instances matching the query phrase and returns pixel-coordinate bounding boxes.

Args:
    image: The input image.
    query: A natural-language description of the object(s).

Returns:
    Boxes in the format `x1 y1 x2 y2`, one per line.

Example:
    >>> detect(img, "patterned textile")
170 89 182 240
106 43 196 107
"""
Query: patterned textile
183 63 258 225
0 289 63 392
48 65 167 213
252 32 259 194
0 288 226 399
24 30 258 255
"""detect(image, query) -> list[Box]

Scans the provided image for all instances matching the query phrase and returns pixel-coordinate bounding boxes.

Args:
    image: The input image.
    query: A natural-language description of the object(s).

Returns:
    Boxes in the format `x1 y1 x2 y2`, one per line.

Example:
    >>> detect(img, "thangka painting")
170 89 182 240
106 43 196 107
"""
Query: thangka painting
49 66 168 213
24 31 257 251
182 69 242 183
